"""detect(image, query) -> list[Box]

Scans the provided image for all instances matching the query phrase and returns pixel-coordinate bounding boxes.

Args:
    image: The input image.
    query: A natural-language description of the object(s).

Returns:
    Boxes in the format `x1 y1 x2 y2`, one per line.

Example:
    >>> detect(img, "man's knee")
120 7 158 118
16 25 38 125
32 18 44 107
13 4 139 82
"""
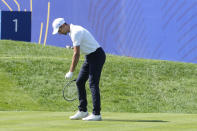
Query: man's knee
76 78 86 87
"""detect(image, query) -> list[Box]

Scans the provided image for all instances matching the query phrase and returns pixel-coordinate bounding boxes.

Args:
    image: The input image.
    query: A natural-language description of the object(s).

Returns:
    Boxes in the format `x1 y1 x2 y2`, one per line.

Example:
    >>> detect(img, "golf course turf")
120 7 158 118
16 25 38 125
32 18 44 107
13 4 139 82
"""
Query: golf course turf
0 40 197 130
0 112 197 131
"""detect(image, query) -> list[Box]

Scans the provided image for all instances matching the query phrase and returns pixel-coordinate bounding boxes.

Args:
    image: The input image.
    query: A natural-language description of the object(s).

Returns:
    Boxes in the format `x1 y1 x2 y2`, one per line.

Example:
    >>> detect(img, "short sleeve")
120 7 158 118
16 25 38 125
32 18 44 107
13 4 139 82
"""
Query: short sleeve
72 31 82 47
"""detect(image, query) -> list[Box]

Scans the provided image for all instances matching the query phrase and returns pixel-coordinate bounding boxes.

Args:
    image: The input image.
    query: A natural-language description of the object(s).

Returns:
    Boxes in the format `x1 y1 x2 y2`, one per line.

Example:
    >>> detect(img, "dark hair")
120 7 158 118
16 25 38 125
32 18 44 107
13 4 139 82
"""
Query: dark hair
64 22 68 25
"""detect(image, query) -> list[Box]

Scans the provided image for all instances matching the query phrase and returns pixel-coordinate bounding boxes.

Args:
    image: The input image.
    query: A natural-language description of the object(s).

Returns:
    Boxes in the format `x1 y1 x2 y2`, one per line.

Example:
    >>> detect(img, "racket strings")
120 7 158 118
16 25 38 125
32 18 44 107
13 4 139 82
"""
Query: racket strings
63 80 78 101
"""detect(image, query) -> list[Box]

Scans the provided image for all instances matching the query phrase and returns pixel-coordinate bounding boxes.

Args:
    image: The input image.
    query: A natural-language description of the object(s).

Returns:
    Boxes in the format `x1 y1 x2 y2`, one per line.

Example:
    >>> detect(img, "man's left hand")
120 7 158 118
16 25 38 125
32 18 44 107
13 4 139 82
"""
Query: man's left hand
65 71 73 79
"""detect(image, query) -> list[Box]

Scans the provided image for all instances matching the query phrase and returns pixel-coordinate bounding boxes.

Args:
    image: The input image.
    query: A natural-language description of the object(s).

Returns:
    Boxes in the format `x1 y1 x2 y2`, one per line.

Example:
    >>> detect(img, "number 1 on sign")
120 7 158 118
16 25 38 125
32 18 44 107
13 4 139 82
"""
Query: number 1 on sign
13 19 18 32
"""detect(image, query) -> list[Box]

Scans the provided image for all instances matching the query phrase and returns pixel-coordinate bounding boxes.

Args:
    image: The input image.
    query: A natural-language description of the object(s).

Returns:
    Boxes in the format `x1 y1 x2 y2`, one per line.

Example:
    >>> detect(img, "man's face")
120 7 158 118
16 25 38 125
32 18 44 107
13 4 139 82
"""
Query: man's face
58 24 69 35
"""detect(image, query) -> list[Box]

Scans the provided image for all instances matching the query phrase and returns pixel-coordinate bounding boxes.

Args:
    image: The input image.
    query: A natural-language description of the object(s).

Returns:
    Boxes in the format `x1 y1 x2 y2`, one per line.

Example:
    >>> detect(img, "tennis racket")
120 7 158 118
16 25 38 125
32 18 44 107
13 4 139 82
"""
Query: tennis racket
62 79 78 101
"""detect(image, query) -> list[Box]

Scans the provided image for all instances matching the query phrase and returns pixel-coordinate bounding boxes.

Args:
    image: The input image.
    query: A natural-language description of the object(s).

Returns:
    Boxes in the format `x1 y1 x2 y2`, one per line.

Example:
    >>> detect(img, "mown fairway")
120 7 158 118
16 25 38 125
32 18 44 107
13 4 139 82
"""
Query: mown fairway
0 112 197 131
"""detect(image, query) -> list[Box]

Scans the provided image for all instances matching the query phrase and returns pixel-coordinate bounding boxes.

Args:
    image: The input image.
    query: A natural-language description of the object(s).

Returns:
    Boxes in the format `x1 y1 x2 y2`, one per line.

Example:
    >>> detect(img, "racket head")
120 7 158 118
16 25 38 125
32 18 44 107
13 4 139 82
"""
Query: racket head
63 79 78 101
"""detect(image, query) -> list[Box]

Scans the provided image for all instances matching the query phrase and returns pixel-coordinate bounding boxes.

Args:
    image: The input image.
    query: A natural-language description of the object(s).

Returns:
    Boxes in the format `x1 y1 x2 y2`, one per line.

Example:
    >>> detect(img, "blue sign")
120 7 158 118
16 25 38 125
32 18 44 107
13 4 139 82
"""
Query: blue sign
0 11 1 40
0 0 197 63
1 11 31 42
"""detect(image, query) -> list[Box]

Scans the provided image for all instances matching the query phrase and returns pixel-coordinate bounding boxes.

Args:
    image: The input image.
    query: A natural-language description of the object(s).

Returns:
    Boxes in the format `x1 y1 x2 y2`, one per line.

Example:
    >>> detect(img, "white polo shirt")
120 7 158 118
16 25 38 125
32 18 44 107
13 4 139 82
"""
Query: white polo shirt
69 24 100 55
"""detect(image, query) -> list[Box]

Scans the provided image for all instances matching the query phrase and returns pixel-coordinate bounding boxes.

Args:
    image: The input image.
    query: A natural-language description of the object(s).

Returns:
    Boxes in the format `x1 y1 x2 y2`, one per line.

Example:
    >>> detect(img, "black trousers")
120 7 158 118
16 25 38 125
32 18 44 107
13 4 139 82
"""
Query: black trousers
76 47 106 115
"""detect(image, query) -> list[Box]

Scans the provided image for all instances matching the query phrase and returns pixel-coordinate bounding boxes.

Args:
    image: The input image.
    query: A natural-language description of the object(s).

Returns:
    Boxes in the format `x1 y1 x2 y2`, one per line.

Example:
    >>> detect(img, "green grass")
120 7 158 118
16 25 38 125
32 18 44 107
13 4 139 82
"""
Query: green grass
0 40 197 113
0 111 197 131
0 40 197 130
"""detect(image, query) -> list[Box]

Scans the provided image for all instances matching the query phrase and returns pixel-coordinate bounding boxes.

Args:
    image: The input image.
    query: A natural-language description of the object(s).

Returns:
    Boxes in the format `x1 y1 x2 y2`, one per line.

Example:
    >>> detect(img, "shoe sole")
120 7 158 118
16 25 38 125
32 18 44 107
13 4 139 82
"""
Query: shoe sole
70 114 89 120
82 118 102 121
70 118 82 120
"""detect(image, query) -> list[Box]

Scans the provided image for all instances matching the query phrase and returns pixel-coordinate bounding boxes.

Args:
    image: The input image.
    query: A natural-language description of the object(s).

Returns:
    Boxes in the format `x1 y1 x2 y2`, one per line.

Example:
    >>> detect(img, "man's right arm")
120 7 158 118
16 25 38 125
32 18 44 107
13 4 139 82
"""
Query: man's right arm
69 46 80 72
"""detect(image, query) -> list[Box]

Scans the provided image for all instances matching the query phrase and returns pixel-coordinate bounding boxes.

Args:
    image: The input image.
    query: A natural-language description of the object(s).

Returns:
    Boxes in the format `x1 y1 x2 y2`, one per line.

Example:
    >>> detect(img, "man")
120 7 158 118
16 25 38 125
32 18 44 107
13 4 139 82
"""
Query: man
52 18 106 121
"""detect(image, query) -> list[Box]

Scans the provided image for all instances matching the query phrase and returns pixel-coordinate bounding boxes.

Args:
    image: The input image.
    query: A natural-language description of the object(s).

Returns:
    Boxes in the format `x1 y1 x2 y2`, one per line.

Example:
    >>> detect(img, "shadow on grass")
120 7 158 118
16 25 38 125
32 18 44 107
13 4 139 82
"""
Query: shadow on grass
103 119 169 123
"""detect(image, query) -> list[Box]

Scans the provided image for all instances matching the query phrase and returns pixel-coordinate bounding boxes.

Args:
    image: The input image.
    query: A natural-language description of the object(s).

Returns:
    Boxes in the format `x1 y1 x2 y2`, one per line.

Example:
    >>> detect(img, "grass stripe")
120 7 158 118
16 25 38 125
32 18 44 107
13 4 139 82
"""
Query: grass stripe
0 112 197 131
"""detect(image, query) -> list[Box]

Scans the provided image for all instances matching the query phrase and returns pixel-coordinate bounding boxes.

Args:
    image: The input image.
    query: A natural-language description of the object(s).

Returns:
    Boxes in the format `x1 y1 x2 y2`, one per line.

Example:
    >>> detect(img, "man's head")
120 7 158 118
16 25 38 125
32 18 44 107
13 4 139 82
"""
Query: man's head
52 18 70 35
